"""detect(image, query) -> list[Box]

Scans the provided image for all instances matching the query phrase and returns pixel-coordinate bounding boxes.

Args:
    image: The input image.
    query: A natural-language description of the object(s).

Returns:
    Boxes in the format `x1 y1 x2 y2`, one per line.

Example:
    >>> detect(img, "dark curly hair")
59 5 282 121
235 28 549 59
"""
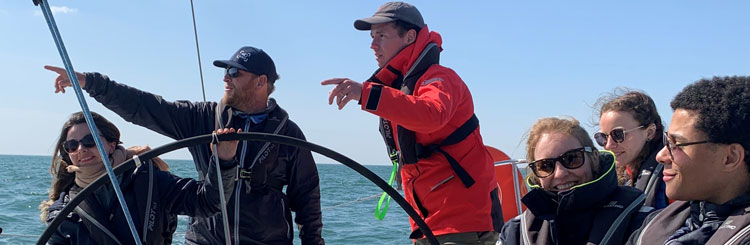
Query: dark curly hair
671 76 750 165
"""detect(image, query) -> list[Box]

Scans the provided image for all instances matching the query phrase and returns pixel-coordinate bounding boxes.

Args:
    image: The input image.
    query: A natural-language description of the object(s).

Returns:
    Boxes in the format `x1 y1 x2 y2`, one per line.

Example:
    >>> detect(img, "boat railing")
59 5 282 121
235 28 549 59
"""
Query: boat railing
494 159 529 218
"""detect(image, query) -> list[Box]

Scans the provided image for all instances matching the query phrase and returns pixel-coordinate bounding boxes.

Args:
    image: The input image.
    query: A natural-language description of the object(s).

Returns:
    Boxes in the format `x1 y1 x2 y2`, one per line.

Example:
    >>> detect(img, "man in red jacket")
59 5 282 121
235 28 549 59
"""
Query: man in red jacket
322 2 502 244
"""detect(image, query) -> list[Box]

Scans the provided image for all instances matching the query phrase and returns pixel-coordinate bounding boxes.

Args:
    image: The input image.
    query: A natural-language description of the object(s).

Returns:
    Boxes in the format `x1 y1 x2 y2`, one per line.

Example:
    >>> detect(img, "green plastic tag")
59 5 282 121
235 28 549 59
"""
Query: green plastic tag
374 159 398 220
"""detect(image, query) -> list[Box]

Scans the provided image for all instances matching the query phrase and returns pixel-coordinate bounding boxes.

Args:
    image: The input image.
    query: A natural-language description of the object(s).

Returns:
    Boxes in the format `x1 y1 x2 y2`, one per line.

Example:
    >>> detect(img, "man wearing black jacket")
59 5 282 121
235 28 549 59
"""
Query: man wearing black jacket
46 46 324 244
627 76 750 244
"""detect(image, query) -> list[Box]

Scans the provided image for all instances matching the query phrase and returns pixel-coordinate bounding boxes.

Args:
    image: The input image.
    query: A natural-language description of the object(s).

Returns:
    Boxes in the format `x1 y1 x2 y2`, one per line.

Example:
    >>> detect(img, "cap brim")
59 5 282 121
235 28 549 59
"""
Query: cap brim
354 16 395 30
213 60 248 70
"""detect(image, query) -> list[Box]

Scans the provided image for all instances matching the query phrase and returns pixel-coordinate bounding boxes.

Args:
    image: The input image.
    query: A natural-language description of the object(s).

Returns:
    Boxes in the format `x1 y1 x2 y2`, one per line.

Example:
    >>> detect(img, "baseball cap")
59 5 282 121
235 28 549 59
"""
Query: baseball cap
213 46 279 82
354 2 424 31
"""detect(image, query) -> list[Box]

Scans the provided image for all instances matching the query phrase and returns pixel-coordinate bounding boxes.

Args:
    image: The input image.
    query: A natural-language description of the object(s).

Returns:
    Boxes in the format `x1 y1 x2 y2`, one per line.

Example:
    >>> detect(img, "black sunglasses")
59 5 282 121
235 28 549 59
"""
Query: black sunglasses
226 67 241 78
662 132 711 161
529 147 593 178
63 134 97 153
594 125 644 147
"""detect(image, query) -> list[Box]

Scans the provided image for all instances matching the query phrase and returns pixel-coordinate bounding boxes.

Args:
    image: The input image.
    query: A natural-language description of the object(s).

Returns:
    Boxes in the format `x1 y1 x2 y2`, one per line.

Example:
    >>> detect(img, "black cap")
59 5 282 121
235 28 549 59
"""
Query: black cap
213 46 279 82
354 2 424 31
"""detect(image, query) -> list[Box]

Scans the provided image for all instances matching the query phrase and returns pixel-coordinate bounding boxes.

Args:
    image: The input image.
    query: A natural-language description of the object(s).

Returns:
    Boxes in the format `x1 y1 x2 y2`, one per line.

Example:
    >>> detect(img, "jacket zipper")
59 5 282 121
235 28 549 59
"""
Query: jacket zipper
410 165 429 218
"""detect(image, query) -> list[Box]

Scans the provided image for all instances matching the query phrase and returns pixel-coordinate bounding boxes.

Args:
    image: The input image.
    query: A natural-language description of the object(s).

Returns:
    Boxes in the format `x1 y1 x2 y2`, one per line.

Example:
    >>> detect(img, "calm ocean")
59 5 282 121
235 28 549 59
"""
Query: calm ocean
0 155 412 244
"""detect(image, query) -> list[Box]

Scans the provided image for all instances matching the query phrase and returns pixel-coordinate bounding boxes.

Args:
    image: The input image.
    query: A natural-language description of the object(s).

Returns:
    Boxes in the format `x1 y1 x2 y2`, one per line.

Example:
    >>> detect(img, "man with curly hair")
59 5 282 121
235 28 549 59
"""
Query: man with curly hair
628 76 750 244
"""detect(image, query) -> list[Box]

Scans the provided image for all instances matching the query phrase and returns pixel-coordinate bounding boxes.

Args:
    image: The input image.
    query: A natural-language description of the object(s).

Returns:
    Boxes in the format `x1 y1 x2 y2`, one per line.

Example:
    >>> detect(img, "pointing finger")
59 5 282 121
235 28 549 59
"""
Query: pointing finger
44 65 67 75
321 78 347 86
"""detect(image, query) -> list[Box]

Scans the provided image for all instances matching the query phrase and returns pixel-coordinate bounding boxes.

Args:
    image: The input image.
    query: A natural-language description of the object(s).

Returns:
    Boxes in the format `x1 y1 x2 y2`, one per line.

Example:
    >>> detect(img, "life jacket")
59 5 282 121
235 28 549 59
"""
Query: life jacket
73 161 177 245
633 156 664 208
519 190 645 245
372 42 477 191
519 152 648 245
214 99 287 194
364 26 501 238
634 201 750 245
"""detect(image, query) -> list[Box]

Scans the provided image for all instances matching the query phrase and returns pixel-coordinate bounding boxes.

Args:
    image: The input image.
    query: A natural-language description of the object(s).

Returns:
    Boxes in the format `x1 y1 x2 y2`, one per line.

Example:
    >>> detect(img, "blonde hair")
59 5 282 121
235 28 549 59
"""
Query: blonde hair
525 117 599 186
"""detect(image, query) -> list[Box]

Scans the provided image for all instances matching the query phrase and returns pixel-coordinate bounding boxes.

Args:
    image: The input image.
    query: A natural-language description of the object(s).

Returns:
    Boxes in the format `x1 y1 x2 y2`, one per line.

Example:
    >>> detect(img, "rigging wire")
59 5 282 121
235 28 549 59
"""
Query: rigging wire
189 2 229 244
322 193 381 211
190 0 207 102
33 0 142 244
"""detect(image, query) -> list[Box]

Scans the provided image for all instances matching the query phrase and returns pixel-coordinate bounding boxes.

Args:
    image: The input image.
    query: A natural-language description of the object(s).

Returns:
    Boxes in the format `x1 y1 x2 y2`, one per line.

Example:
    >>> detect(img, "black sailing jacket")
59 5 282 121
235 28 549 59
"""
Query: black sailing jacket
46 158 237 245
82 73 324 244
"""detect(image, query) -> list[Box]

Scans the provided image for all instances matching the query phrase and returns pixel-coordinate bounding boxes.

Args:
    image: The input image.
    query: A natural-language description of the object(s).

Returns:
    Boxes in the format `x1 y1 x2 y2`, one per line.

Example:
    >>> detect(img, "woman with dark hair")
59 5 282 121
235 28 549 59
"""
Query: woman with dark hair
39 111 238 244
499 117 651 245
596 89 668 209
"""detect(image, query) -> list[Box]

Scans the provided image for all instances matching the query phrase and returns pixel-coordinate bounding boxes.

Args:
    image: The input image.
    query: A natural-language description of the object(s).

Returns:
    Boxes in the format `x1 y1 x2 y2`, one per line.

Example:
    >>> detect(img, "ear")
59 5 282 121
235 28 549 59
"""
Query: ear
723 143 746 172
107 141 117 154
256 75 268 88
406 29 417 45
646 123 657 140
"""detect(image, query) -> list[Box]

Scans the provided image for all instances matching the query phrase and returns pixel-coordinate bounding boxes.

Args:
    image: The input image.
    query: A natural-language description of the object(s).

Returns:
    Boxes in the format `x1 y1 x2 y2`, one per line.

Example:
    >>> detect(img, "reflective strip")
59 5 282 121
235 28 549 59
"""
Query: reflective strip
635 212 658 245
726 223 750 245
430 175 454 192
141 163 153 244
520 211 531 245
601 193 646 244
75 206 123 245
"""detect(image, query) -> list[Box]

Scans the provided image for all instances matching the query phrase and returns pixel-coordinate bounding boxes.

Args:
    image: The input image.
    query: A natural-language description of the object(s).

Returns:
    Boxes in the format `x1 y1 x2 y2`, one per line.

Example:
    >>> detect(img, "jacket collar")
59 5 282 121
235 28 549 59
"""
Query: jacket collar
689 192 750 229
369 25 443 87
523 151 618 217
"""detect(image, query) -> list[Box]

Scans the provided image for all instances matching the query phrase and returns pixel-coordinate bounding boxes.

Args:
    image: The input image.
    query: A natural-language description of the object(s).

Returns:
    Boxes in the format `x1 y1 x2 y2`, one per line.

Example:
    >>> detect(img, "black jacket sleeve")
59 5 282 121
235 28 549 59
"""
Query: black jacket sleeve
284 126 324 245
157 156 237 217
83 72 215 140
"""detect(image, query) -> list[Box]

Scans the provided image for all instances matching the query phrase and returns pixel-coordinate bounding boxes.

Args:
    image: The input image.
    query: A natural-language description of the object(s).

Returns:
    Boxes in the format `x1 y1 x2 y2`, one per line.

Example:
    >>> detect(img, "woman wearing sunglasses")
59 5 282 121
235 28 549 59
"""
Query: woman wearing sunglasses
596 90 668 209
499 117 651 245
39 112 238 244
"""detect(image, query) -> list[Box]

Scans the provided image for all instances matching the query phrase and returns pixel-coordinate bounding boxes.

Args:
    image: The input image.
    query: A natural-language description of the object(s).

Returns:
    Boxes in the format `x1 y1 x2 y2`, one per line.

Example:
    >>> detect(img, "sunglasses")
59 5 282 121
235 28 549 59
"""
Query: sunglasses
226 67 241 78
594 125 644 147
63 134 97 153
662 132 711 161
529 147 593 178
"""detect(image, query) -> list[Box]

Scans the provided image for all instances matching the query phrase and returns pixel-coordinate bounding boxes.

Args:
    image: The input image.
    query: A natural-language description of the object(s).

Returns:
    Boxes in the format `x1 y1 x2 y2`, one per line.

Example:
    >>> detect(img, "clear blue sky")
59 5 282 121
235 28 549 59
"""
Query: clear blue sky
1 1 748 165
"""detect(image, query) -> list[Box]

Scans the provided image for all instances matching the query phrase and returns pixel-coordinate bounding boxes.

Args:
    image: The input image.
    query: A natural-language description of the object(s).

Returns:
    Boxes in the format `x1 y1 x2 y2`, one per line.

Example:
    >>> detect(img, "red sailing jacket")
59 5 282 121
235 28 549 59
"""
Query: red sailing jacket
360 26 501 237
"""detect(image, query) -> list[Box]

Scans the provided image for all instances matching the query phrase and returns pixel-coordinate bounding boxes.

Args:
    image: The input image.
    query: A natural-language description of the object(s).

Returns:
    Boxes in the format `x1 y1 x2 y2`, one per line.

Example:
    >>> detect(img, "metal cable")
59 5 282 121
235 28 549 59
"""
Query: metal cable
34 0 141 244
189 0 207 102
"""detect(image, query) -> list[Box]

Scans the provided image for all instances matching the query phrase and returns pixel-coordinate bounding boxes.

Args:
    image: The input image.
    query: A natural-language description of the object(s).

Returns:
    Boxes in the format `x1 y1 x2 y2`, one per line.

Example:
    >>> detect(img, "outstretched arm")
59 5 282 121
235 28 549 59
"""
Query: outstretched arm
45 65 215 140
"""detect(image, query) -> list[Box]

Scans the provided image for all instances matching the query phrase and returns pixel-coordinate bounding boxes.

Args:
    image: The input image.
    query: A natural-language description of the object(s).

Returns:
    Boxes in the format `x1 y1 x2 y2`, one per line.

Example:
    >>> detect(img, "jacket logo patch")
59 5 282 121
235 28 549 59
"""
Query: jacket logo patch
148 201 157 231
603 201 624 209
720 219 737 230
640 170 651 176
421 78 443 86
258 144 275 163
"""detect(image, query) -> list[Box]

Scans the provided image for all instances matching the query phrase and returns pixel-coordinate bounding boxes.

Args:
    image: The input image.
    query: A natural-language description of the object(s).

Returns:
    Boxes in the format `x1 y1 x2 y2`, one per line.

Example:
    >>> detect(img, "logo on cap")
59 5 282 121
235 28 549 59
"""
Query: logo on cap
236 50 252 63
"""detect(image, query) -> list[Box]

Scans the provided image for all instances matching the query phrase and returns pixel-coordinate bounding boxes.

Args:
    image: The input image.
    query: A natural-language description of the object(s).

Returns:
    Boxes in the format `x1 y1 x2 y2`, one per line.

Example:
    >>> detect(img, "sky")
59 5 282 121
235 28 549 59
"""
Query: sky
1 1 749 166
